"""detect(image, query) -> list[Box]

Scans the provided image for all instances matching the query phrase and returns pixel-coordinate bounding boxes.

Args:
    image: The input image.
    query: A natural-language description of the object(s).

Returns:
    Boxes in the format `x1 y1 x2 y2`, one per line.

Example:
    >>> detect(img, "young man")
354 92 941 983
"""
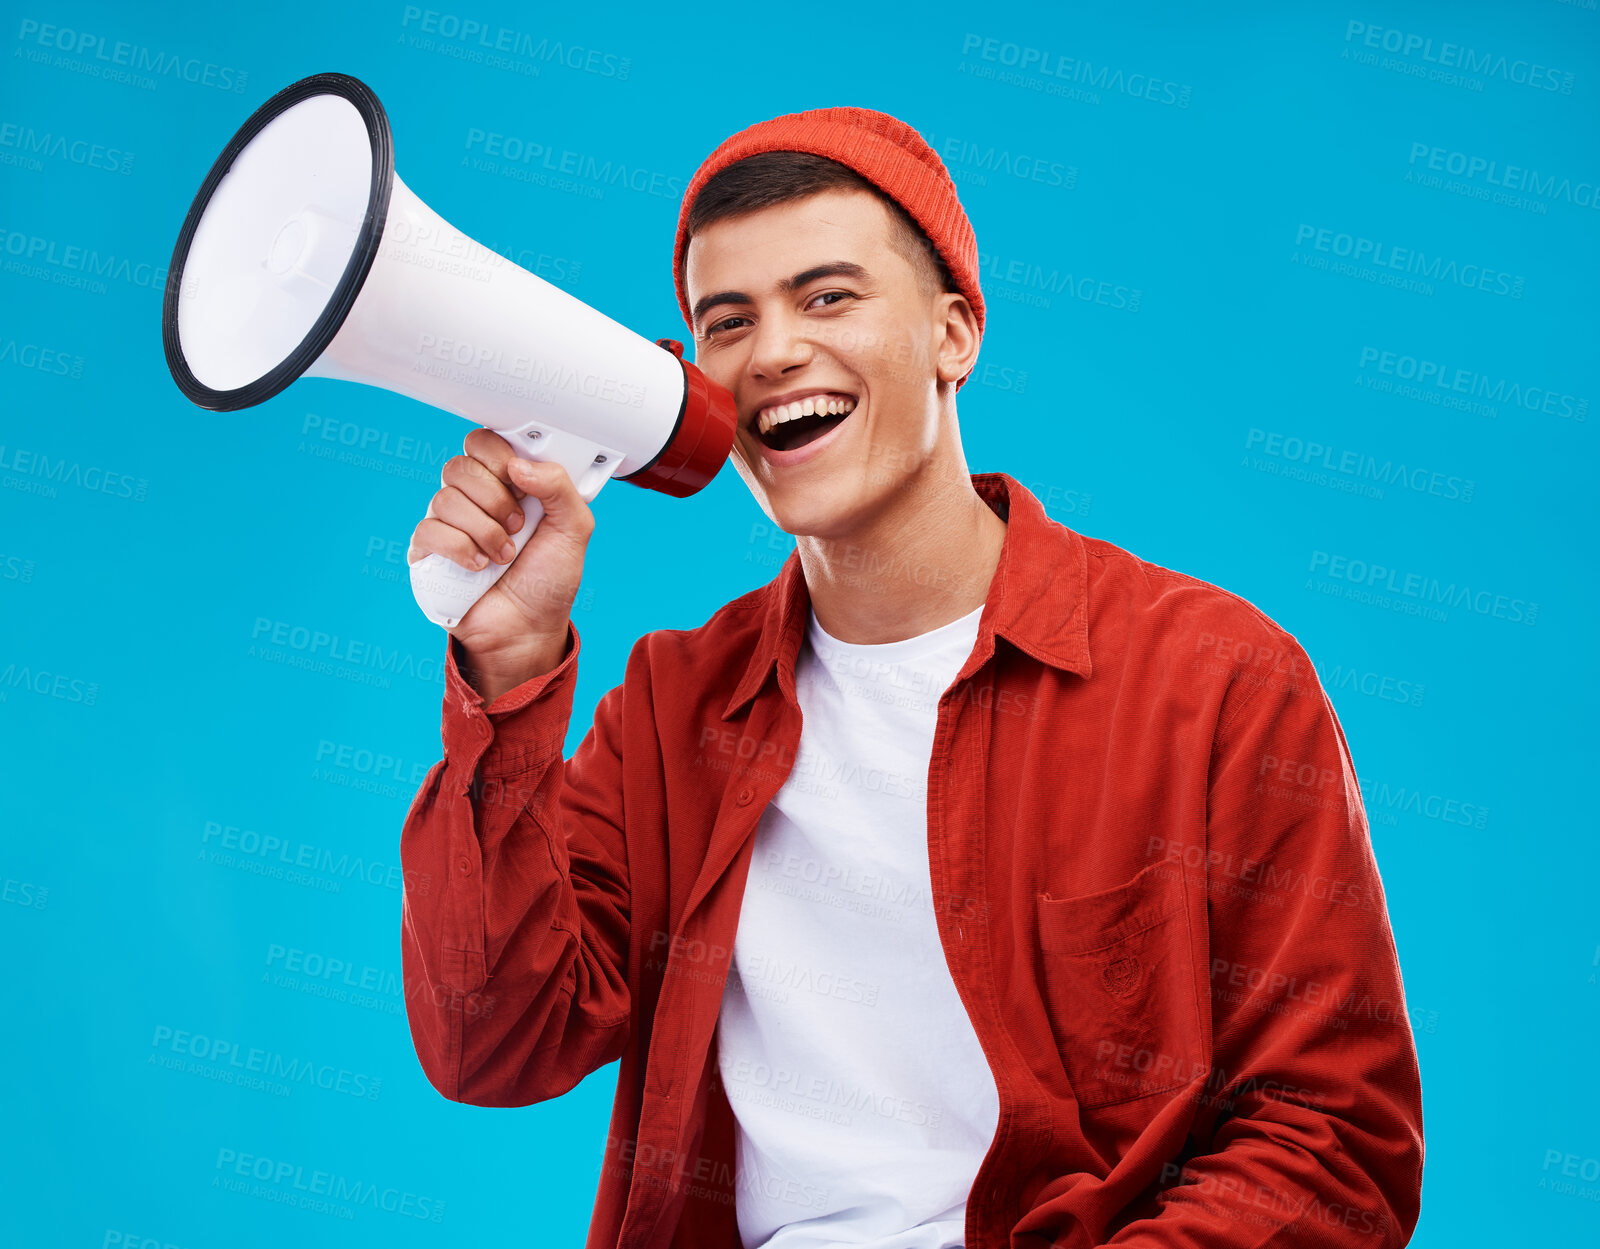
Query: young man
401 108 1424 1248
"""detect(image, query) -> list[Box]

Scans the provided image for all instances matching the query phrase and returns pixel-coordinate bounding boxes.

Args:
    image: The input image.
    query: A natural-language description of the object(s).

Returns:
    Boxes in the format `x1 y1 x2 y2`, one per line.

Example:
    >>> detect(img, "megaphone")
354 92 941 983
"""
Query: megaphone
161 72 736 629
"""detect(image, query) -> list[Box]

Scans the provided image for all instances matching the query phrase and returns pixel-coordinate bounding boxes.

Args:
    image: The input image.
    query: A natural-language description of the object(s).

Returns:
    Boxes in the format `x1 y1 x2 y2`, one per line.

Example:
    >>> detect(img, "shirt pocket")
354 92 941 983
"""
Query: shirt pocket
1037 859 1204 1108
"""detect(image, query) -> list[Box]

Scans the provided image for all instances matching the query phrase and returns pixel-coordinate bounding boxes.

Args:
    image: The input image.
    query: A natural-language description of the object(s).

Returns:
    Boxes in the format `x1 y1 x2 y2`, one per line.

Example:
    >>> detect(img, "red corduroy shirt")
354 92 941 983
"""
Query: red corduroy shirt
399 472 1424 1249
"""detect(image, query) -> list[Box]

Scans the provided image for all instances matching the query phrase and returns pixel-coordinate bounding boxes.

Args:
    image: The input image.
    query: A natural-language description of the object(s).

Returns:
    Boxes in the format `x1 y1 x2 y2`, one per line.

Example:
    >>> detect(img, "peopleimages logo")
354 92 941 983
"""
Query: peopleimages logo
0 661 99 705
0 227 180 294
0 122 134 174
1407 143 1598 211
1343 21 1575 93
924 132 1077 190
400 7 630 79
1313 662 1425 709
977 249 1141 312
13 18 250 93
1294 224 1525 298
214 1147 446 1222
958 34 1193 107
0 442 146 500
150 1026 382 1100
0 337 85 378
414 331 647 407
462 128 682 200
1245 428 1474 503
1309 551 1538 625
248 617 446 688
1358 777 1488 831
1357 347 1588 422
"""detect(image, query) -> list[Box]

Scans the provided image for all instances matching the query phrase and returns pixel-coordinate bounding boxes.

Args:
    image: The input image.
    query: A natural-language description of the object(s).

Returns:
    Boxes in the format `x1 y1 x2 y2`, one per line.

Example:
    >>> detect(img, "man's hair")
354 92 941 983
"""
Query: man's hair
685 151 958 302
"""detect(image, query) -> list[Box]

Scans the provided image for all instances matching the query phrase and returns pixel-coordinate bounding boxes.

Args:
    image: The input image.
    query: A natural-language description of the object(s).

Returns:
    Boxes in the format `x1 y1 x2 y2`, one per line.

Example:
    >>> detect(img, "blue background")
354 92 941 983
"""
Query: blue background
2 0 1596 1244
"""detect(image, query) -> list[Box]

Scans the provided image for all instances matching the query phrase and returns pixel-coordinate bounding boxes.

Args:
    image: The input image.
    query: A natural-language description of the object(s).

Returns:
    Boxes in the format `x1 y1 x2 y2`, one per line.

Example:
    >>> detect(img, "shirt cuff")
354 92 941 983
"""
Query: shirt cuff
440 621 581 778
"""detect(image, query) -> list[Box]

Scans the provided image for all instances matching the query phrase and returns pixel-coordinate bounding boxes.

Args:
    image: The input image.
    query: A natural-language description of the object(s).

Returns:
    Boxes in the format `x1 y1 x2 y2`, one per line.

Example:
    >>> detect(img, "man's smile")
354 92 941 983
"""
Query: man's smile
748 387 859 453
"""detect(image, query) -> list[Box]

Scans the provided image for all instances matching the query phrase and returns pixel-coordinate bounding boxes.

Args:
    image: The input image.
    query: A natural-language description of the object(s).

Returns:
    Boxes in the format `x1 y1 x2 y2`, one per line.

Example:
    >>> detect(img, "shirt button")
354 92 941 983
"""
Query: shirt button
735 785 755 806
457 856 472 875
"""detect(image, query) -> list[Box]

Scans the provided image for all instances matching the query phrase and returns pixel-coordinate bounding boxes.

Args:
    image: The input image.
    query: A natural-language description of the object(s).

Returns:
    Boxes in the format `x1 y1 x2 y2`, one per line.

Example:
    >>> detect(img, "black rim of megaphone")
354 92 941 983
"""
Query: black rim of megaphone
162 72 394 412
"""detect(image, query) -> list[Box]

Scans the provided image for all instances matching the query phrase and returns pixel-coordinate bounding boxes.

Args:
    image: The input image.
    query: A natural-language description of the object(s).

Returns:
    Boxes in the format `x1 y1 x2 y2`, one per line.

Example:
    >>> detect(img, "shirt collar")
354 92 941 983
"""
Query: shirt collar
721 472 1092 721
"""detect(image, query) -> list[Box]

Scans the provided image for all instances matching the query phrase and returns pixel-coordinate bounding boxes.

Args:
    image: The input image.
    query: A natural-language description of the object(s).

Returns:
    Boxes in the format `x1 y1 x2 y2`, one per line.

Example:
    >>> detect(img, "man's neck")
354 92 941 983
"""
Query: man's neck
796 470 1007 645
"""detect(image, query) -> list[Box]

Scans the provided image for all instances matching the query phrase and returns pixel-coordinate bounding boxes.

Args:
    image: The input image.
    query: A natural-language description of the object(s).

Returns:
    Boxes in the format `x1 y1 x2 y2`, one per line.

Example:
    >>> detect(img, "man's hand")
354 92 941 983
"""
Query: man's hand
408 428 595 694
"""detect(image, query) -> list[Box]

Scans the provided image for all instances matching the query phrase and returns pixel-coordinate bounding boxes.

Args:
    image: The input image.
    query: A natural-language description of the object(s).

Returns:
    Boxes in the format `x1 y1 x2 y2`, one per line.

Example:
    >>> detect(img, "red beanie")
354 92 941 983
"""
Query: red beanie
672 106 984 388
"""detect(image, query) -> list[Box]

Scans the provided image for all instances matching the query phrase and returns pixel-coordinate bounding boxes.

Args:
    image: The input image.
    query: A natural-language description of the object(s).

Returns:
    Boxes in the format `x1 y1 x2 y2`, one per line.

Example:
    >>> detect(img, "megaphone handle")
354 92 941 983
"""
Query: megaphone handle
409 428 622 630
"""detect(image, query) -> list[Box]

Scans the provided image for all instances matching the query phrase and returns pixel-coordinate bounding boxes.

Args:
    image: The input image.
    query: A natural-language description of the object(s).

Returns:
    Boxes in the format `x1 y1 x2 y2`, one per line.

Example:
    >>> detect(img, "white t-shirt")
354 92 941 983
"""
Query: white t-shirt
716 601 1000 1249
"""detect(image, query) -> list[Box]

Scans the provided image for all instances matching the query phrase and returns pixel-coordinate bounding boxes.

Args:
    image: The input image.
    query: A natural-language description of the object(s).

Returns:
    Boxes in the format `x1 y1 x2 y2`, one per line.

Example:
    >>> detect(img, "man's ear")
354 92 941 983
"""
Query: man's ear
934 293 980 386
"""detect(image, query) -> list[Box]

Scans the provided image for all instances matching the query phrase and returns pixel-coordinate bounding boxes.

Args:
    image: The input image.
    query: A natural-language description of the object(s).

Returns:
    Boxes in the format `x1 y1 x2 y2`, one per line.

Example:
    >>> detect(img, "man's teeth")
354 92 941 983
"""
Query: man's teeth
757 395 857 436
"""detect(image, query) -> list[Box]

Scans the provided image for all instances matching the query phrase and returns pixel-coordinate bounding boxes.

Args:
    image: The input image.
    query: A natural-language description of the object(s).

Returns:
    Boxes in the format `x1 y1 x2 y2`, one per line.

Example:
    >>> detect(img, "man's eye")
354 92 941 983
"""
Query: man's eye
704 292 851 337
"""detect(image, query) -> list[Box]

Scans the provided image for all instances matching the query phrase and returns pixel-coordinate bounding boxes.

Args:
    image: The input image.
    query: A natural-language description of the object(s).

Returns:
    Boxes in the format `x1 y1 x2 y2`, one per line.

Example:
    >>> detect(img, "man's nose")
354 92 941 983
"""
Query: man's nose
748 308 813 377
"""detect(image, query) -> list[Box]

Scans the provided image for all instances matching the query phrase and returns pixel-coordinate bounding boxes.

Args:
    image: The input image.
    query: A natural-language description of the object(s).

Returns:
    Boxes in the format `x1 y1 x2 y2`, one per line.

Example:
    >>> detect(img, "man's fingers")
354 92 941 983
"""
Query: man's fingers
461 428 524 498
408 516 489 570
427 486 520 564
441 453 525 534
508 459 595 537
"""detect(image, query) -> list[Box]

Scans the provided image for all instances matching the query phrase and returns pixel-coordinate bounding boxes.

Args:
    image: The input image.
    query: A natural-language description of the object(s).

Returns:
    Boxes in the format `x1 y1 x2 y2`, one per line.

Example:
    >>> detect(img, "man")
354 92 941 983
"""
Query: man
401 107 1424 1248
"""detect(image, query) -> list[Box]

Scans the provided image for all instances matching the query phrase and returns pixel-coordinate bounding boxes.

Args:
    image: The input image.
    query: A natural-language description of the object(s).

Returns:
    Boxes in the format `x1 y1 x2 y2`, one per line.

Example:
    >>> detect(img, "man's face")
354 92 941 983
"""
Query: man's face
684 188 975 539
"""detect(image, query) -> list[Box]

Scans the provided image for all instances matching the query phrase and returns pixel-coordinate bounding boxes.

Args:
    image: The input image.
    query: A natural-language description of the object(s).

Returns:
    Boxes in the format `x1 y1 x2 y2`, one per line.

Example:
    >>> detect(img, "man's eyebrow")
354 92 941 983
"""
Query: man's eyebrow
691 261 873 329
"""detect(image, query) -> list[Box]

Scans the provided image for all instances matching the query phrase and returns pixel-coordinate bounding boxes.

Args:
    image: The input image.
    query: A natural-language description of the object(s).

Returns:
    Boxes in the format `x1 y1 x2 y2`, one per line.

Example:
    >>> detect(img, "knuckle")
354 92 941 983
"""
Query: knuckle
410 519 445 560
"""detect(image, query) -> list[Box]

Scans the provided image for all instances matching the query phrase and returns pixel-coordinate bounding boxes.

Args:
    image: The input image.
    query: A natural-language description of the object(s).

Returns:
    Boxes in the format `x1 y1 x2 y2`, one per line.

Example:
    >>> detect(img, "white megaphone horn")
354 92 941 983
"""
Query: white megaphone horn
162 72 737 629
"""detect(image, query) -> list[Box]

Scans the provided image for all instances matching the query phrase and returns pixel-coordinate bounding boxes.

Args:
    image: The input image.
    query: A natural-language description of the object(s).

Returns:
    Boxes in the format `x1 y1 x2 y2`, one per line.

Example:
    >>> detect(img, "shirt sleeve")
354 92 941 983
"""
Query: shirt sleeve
1109 641 1425 1246
398 621 632 1107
